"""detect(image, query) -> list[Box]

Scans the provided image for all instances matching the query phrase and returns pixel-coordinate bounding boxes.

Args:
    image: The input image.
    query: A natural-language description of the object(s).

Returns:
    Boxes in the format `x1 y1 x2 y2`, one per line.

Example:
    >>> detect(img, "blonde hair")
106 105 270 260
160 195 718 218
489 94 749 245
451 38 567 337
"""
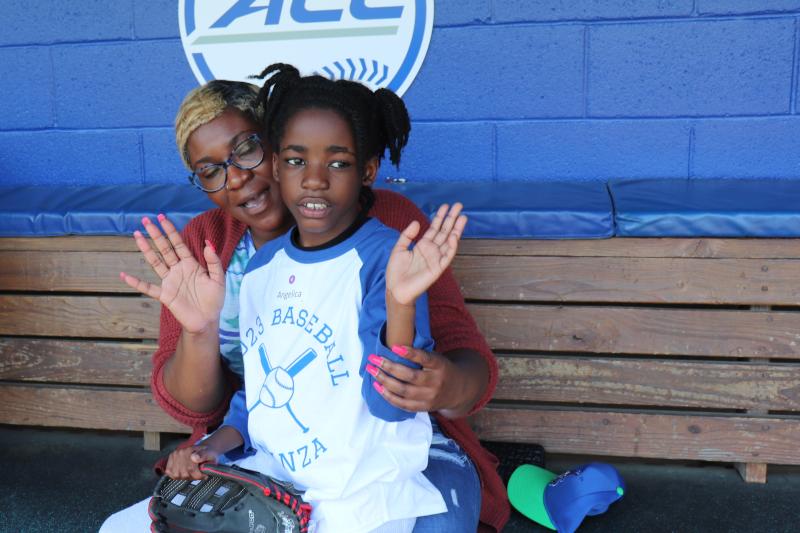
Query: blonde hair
174 80 260 169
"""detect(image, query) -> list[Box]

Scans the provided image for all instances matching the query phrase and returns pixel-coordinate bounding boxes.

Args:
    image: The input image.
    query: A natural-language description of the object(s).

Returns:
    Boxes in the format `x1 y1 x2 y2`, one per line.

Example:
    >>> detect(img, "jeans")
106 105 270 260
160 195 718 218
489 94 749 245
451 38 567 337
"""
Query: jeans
414 420 482 532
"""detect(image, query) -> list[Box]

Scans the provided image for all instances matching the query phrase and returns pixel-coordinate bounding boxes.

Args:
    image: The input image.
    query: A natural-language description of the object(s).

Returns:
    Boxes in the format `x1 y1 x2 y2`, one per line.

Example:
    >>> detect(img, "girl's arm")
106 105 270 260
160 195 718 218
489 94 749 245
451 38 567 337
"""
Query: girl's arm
164 425 245 480
370 190 496 418
365 204 469 418
384 203 467 347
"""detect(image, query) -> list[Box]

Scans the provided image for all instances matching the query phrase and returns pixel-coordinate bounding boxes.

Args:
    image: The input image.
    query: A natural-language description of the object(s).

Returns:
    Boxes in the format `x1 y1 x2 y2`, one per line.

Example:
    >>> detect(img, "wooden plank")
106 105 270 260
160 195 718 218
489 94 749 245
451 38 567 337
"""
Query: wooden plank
493 356 800 411
0 338 154 385
0 383 190 433
734 462 768 484
469 304 800 358
0 251 158 292
0 236 136 252
470 407 800 465
144 431 162 451
4 236 798 259
0 295 160 339
459 238 800 259
4 236 800 259
454 256 800 305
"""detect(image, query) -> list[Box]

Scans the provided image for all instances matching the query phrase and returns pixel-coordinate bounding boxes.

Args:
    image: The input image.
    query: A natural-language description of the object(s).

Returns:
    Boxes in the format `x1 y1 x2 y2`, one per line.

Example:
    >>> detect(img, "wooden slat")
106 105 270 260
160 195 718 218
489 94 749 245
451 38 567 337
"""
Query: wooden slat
3 236 800 264
469 304 800 358
0 338 154 385
735 462 768 483
454 256 800 304
470 407 800 465
493 356 800 411
459 238 800 259
0 295 160 339
4 236 800 258
0 251 158 292
0 236 136 252
0 383 190 433
144 431 162 451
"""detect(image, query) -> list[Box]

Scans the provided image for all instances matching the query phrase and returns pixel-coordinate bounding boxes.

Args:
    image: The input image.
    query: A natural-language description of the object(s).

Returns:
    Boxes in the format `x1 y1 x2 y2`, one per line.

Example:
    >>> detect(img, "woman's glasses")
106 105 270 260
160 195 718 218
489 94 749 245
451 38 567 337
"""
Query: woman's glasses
188 134 265 193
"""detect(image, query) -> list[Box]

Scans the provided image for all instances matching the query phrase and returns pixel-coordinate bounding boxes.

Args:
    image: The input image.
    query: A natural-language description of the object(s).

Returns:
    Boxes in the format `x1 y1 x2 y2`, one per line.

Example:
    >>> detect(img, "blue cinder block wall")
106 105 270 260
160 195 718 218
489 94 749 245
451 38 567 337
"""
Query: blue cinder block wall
1 1 799 187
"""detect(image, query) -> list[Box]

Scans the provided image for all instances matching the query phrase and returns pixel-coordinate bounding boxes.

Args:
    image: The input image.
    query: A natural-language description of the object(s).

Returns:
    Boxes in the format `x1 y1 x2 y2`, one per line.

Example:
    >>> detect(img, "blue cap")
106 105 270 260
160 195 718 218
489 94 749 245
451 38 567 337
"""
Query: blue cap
508 462 625 533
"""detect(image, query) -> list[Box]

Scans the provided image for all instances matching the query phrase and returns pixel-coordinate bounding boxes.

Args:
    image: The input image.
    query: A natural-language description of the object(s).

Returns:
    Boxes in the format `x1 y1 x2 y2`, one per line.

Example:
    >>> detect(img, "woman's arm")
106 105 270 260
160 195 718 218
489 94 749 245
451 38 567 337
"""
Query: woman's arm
161 326 227 413
122 213 233 426
370 190 498 418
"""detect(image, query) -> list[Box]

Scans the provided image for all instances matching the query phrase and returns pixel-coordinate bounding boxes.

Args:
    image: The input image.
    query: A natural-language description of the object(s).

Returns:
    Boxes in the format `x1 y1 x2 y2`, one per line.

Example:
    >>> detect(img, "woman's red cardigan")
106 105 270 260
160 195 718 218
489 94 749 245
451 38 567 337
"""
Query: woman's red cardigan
150 189 510 531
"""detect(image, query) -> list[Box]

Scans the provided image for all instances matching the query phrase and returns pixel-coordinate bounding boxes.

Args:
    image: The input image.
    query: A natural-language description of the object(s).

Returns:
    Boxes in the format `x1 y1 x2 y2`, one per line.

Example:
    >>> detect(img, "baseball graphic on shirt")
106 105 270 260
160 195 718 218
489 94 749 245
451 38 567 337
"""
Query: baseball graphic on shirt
250 344 318 433
260 367 294 408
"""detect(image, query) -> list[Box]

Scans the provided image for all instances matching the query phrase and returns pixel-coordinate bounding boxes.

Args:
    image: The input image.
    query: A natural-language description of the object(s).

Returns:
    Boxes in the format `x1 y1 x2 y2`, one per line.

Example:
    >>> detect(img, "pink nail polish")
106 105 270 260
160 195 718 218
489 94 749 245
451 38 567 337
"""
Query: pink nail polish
373 381 384 394
119 272 126 280
368 354 382 366
133 230 142 238
141 216 151 226
157 213 166 222
366 364 379 377
205 240 216 253
391 345 408 356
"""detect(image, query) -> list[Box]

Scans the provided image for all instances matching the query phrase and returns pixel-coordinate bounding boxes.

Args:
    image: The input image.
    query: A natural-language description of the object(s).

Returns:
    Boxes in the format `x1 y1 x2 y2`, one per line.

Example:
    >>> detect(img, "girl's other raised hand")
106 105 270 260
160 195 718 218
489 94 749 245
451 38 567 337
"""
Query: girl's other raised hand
119 214 225 334
386 203 467 306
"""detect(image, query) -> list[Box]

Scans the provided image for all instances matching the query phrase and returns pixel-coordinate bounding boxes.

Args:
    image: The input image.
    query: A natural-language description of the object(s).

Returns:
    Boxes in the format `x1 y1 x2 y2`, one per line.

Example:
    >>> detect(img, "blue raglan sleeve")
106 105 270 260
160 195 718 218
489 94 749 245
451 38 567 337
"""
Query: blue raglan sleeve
218 386 256 459
358 245 435 422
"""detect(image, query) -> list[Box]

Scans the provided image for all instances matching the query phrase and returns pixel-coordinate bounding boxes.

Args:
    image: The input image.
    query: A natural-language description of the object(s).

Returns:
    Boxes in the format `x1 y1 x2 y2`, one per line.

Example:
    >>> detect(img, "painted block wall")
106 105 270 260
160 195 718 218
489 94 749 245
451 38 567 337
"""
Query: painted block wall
1 1 799 187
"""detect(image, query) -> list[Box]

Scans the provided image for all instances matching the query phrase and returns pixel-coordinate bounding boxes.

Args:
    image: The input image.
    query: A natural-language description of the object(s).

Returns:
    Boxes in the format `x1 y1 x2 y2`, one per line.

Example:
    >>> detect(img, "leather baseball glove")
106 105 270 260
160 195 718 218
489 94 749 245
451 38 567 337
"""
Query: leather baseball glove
148 462 311 533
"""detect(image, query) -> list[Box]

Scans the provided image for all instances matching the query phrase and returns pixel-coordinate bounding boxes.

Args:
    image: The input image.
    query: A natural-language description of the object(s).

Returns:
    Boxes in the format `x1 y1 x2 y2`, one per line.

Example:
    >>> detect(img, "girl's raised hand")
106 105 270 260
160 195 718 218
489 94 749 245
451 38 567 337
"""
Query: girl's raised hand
386 203 467 306
119 215 225 334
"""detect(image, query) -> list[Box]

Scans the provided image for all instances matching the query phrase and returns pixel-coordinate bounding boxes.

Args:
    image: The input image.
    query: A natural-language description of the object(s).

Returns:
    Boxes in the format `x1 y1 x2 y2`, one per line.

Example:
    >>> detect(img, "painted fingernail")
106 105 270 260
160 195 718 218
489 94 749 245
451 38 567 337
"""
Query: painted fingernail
157 213 166 222
368 354 382 366
373 381 384 394
141 216 151 226
119 272 126 280
205 239 216 253
391 345 408 356
133 230 142 238
366 364 379 377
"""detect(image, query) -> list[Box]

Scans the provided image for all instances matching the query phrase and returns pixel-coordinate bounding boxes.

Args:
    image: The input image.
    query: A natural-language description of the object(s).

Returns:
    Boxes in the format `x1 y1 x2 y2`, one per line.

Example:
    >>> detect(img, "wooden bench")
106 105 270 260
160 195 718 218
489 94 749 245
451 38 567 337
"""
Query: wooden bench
0 236 190 451
2 235 799 482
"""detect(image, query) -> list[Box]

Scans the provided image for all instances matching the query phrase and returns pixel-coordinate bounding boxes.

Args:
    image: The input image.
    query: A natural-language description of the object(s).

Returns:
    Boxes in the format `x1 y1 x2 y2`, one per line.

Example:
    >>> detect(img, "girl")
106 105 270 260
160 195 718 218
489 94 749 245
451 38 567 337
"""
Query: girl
164 64 469 532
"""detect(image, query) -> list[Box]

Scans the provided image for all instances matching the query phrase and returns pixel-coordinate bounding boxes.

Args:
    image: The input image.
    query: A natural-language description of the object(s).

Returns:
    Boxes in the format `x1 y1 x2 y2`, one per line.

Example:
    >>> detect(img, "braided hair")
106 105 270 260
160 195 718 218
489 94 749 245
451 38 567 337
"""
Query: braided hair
253 63 411 179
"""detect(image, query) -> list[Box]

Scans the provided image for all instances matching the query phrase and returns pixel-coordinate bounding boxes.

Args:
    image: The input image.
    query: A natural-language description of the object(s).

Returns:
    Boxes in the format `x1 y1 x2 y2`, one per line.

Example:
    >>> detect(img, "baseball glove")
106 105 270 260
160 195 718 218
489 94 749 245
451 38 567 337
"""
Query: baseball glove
148 463 311 533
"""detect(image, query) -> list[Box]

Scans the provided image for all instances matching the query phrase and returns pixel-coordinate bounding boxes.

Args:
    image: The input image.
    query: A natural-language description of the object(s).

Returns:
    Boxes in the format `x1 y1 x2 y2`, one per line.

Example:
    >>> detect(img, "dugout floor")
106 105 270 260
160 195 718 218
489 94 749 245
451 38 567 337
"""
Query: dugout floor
0 424 798 533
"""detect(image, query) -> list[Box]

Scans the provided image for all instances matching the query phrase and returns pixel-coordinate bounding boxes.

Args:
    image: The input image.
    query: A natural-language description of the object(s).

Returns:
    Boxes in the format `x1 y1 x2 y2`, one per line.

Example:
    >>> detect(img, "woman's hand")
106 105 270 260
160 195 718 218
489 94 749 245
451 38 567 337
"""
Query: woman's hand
120 215 225 334
366 345 486 419
386 203 467 306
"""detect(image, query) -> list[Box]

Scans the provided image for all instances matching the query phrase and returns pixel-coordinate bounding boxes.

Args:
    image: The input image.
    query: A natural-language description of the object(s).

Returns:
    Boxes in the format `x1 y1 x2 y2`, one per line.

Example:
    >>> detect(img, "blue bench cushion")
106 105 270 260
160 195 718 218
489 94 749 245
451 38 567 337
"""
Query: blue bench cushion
0 184 213 236
0 181 615 239
377 180 614 239
610 178 800 237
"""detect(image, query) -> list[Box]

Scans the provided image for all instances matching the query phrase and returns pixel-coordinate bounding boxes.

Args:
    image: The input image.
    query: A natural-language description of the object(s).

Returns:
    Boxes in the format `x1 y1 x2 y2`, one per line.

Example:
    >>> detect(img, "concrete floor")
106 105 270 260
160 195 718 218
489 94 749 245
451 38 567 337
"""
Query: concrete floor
1 425 798 532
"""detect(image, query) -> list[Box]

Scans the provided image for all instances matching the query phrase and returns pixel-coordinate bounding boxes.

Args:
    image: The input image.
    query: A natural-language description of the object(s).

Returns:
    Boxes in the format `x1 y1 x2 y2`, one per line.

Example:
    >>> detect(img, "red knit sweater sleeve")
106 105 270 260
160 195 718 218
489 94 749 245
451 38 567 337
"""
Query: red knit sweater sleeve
369 189 499 414
149 209 244 431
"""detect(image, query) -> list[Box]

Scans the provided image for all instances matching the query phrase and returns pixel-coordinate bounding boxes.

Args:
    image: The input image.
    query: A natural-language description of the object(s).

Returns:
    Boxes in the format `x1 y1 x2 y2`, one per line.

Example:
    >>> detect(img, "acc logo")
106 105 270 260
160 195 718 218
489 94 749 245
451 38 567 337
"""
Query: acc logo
179 0 434 96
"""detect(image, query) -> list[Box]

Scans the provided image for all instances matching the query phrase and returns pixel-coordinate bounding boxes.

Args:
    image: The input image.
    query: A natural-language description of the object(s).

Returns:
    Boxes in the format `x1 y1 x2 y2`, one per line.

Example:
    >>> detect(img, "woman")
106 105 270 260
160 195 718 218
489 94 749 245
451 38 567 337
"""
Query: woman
116 79 508 531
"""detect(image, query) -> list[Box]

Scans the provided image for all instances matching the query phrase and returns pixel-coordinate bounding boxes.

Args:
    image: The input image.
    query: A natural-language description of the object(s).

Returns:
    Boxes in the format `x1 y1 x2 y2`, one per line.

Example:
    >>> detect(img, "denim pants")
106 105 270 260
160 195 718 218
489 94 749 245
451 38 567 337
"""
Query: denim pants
414 419 482 532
